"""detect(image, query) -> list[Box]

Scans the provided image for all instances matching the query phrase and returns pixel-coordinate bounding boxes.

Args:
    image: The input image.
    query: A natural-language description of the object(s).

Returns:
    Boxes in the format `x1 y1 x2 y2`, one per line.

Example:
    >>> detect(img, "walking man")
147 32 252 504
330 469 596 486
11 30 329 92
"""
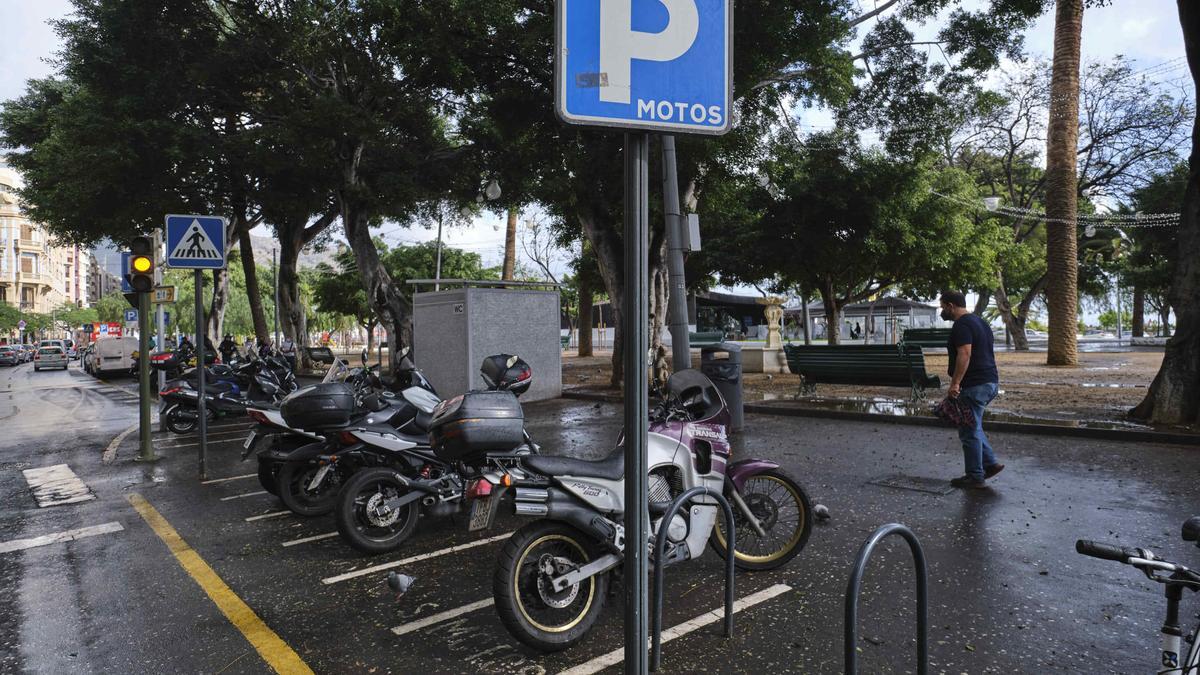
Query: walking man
940 291 1004 488
280 335 297 372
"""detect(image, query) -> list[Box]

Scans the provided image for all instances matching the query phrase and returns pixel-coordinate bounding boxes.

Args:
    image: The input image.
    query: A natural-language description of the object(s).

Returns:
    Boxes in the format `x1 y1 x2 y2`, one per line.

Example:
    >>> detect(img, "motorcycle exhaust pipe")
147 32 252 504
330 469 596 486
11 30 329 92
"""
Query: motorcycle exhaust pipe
514 502 549 516
514 488 549 503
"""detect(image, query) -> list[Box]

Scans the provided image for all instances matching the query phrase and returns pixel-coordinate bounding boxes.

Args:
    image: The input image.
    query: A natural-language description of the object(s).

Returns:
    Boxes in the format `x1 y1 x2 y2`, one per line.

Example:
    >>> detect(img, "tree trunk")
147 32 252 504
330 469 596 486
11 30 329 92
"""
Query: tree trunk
1131 0 1200 425
578 209 625 387
993 272 1036 350
974 289 991 315
207 268 227 343
577 271 594 357
647 219 669 382
1044 0 1084 366
502 209 518 280
341 203 411 373
1132 285 1145 337
818 280 841 346
238 228 271 344
277 230 305 367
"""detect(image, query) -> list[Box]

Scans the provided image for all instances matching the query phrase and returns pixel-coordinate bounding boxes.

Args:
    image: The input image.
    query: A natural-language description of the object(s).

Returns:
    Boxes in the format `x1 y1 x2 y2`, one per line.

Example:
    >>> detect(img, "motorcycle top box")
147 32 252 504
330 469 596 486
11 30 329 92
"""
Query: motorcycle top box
480 354 532 397
281 382 356 430
430 390 524 462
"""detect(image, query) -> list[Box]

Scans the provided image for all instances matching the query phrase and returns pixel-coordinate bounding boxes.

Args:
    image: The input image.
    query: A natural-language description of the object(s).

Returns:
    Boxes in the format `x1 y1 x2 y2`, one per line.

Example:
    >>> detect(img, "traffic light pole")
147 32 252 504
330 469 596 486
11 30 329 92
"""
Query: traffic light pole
136 291 156 462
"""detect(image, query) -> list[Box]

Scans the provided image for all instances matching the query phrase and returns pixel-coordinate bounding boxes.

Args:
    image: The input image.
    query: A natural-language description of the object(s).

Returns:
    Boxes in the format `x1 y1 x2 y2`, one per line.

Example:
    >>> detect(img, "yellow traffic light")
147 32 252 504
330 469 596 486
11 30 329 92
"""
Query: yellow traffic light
127 236 155 293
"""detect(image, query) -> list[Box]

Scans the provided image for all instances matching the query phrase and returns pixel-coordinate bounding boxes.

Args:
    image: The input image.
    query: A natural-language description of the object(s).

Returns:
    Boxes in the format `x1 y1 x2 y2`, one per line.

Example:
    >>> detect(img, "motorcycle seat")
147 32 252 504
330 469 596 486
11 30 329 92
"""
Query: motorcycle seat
525 445 624 481
203 381 236 395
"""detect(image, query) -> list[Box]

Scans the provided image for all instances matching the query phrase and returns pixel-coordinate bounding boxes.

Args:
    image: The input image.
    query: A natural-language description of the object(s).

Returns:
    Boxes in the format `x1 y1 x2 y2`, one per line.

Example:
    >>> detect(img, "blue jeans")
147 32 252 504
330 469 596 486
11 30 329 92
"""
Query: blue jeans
957 382 999 480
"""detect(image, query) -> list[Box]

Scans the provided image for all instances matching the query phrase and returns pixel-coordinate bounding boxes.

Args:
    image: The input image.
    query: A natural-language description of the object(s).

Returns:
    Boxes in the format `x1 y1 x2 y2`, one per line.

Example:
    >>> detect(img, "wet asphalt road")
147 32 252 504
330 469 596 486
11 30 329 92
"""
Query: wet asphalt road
1 359 1199 674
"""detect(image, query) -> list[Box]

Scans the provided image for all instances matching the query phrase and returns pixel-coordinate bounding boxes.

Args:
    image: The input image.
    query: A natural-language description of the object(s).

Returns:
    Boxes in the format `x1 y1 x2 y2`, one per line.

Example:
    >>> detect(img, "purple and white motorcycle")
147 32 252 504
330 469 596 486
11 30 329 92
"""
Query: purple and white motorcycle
492 368 813 652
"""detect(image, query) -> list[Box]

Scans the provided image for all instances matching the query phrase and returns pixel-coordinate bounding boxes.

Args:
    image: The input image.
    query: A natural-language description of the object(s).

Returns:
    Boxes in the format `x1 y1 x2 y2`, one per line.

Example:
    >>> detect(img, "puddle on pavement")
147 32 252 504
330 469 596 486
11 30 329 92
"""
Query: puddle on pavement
755 393 1177 433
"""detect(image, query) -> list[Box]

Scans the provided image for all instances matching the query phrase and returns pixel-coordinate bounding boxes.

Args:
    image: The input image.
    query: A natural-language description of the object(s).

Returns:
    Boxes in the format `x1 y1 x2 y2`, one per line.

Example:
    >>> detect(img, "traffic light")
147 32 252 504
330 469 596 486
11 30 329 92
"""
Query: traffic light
127 236 154 293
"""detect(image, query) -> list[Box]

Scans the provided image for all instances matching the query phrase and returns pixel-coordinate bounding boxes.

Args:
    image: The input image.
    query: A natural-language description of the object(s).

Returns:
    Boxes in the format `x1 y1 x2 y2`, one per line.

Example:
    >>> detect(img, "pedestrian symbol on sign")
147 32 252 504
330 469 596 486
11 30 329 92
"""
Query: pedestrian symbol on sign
169 220 222 260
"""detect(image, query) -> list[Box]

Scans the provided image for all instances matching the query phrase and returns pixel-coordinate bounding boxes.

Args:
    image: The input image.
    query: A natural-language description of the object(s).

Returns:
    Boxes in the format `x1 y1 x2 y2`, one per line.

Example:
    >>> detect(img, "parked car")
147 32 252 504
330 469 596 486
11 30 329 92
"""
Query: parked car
38 339 65 350
34 346 68 371
19 345 34 362
0 346 19 367
88 337 138 377
1024 328 1048 339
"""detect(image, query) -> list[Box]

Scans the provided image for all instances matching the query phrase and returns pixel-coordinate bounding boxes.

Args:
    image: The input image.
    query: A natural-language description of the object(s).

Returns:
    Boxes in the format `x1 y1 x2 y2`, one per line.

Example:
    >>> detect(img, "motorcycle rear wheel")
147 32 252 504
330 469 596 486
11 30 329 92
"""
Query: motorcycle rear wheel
493 521 608 652
277 461 345 517
256 458 280 496
335 467 420 554
709 468 813 571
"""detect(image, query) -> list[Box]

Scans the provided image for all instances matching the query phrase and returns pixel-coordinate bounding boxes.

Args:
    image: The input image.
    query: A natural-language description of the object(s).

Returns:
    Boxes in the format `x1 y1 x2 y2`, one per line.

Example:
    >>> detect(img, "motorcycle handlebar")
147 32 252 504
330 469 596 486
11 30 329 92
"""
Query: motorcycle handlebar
1075 539 1141 563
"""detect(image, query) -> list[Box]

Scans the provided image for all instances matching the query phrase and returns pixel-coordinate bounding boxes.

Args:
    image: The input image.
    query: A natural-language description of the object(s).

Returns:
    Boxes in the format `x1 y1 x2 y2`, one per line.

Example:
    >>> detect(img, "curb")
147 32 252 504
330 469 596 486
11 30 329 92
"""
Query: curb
561 390 1200 447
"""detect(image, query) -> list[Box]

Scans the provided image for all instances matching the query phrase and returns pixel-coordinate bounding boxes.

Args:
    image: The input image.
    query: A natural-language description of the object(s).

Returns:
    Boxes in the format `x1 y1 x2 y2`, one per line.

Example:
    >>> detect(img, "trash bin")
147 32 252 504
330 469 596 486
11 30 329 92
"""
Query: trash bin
700 342 743 432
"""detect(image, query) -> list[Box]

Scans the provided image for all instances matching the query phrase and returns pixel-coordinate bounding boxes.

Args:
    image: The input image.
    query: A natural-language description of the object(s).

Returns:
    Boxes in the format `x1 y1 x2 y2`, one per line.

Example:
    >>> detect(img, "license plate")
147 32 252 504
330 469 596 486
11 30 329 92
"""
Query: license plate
240 431 257 459
468 495 497 532
307 464 332 492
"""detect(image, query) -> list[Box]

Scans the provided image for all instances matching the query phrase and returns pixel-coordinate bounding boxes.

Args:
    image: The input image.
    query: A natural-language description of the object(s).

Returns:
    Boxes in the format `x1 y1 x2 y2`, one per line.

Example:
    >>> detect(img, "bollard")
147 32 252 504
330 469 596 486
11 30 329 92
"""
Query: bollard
650 485 737 672
844 523 928 675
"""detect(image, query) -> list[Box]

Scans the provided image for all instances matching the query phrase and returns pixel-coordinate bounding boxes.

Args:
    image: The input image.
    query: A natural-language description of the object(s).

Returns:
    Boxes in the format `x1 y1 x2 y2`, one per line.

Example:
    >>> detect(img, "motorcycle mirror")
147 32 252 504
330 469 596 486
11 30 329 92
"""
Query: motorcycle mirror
399 346 411 359
361 349 368 367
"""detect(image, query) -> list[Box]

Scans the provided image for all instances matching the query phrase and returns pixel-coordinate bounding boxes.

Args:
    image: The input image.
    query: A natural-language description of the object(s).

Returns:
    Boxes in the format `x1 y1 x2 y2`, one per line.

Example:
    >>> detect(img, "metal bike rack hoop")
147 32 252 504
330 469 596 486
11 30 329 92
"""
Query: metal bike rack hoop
844 522 929 675
651 485 737 672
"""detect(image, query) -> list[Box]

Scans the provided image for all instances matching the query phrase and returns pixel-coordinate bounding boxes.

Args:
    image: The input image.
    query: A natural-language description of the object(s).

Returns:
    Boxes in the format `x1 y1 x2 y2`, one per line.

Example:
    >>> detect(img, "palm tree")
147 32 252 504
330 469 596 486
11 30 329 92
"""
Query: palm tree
1043 0 1084 366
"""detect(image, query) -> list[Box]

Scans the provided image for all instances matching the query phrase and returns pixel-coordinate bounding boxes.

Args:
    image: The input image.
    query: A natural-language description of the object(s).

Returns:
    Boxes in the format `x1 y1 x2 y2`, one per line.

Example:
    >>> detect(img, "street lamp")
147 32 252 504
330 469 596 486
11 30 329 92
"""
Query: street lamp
436 181 502 291
982 196 1001 212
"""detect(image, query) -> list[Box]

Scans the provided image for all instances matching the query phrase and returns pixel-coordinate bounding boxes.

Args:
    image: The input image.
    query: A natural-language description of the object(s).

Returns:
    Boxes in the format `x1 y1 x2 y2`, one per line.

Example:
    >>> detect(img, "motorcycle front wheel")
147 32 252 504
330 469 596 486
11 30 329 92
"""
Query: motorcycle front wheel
493 521 609 652
709 468 813 571
335 467 420 554
277 460 346 517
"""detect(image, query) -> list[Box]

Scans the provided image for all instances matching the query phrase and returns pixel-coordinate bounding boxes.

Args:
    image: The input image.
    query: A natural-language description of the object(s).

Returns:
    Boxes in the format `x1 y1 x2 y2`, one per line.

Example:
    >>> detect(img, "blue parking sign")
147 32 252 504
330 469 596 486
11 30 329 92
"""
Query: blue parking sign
125 309 138 323
556 0 732 135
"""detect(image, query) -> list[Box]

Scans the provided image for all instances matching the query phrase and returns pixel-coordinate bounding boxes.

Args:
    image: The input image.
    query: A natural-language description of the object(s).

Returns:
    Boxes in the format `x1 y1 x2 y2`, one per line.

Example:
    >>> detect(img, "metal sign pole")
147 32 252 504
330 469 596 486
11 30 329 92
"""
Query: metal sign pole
154 230 166 391
623 131 650 675
195 268 208 479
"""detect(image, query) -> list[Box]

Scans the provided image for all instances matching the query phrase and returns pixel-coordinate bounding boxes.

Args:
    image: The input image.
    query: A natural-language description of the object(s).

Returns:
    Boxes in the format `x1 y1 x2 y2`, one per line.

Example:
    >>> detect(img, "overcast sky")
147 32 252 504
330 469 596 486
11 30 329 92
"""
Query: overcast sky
0 0 1191 305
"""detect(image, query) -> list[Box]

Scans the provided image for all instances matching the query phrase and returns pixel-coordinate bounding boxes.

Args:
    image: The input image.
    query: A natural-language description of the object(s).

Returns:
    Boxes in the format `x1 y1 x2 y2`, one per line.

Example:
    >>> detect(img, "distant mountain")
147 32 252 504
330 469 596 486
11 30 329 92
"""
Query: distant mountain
239 234 340 270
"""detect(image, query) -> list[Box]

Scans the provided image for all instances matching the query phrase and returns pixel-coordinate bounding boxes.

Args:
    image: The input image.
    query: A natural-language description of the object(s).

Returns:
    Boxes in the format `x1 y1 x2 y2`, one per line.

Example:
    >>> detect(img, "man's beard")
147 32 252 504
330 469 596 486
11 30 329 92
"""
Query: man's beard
940 308 955 321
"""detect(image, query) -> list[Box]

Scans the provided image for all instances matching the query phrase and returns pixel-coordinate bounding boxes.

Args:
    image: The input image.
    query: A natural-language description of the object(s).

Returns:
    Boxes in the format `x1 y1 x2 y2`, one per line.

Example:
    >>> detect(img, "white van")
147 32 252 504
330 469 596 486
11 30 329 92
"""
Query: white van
88 337 138 377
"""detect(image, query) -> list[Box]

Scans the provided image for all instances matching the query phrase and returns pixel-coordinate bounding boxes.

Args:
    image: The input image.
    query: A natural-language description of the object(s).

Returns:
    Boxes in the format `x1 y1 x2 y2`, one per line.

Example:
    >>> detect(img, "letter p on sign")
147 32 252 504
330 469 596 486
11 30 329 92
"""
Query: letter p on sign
598 0 698 104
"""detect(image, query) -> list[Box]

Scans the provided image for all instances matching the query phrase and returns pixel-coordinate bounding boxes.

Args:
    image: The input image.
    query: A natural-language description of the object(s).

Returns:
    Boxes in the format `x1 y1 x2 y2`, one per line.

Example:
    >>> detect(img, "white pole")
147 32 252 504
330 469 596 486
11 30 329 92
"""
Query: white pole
434 211 444 292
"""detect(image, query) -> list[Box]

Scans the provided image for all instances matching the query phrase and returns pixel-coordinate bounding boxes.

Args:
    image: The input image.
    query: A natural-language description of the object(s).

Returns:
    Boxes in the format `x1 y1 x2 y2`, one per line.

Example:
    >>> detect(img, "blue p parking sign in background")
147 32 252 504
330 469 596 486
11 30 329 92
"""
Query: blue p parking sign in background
556 0 731 134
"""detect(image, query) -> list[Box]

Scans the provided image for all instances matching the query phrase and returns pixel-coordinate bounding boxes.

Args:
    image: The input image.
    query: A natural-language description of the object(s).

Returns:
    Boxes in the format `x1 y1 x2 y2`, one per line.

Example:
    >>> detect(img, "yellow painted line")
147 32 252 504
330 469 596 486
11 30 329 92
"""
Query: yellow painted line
126 493 313 675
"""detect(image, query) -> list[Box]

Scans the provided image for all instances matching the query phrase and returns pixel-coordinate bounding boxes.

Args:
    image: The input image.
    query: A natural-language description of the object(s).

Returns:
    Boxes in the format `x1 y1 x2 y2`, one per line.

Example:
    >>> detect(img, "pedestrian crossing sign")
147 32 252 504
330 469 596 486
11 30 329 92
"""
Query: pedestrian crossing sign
165 214 227 269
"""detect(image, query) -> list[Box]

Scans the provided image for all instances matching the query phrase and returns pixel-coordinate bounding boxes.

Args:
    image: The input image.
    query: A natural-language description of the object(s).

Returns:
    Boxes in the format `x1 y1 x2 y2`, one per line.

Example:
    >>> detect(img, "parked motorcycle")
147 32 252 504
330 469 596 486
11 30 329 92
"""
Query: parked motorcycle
158 354 295 434
332 354 535 554
487 368 813 652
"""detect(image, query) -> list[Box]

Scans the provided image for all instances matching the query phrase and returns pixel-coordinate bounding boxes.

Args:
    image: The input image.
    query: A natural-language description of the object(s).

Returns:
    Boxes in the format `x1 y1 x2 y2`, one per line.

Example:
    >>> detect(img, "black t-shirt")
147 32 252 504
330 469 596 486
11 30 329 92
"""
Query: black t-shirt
947 313 999 387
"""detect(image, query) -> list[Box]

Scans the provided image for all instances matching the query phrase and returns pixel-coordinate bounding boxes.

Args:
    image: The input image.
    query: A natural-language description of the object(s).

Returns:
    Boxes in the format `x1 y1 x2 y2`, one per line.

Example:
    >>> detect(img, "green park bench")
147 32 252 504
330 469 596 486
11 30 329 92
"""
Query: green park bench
900 327 953 350
689 331 724 347
561 335 571 349
782 343 941 400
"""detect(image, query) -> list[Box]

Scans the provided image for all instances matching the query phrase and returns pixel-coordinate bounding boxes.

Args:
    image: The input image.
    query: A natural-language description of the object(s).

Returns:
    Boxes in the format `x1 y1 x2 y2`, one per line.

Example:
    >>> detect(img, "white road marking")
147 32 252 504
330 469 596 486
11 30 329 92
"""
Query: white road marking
244 511 290 522
22 464 96 507
0 522 125 554
282 532 339 547
390 598 494 636
156 433 250 450
219 491 268 501
557 584 794 675
321 532 514 585
103 422 139 463
201 473 257 485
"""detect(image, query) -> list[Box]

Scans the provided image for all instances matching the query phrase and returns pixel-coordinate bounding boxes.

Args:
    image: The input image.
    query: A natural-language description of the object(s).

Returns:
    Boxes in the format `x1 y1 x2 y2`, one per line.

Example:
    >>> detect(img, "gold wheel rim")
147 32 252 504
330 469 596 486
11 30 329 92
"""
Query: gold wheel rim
716 475 806 564
513 533 596 633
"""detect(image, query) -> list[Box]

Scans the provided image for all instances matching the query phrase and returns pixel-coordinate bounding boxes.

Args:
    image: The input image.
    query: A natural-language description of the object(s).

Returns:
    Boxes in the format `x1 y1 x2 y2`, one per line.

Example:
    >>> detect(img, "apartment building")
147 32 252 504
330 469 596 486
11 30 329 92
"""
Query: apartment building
0 163 90 314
